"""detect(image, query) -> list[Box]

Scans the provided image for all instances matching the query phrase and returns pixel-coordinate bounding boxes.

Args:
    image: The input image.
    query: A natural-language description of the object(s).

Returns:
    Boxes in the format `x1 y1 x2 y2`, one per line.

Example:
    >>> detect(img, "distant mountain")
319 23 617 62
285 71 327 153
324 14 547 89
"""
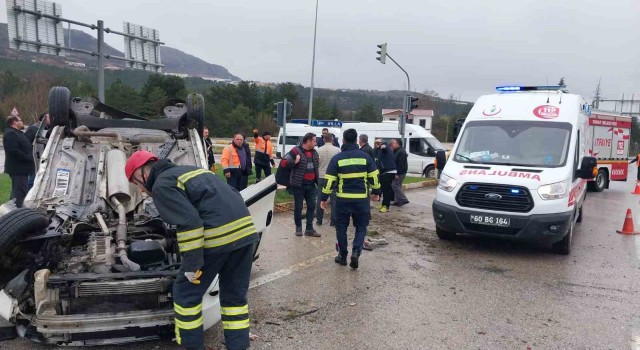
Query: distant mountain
0 22 240 81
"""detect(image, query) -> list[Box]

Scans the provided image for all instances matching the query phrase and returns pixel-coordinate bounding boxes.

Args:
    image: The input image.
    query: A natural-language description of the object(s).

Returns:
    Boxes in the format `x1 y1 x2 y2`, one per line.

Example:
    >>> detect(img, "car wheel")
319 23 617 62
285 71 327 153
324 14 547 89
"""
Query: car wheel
187 93 205 137
0 209 48 255
423 165 436 178
587 169 607 192
48 86 71 127
552 216 574 255
435 226 456 240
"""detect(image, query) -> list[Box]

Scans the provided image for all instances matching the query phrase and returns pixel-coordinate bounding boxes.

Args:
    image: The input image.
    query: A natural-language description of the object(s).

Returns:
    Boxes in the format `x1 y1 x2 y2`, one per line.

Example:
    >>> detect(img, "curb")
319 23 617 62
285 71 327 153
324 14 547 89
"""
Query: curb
273 179 438 213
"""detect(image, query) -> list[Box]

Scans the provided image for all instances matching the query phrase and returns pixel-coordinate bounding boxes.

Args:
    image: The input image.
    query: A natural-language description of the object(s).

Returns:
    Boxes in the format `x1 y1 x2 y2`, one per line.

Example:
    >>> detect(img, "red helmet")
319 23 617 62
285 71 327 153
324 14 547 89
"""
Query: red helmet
125 150 158 182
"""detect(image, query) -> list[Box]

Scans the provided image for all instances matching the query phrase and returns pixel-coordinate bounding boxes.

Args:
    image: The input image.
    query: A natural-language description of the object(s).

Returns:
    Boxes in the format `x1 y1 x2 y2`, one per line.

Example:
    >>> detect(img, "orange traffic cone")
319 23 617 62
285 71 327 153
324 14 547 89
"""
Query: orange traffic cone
632 181 640 195
617 208 640 235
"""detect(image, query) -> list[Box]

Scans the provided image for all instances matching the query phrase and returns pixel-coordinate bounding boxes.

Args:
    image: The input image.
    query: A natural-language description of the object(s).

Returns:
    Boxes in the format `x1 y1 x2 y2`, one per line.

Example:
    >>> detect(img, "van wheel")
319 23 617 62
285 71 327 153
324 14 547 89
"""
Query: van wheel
552 216 574 255
435 227 456 240
423 165 436 178
587 169 607 192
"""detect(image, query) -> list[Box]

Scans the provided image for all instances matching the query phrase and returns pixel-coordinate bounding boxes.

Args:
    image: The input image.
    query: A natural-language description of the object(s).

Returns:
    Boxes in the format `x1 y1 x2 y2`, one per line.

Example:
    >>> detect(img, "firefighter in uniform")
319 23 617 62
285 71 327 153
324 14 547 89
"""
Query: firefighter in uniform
253 129 275 182
319 128 381 269
125 150 256 350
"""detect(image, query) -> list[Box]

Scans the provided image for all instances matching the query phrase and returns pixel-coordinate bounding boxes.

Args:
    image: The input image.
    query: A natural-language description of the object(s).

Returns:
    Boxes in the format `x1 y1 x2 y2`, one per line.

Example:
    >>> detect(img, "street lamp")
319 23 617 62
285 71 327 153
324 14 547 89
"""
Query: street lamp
307 0 319 125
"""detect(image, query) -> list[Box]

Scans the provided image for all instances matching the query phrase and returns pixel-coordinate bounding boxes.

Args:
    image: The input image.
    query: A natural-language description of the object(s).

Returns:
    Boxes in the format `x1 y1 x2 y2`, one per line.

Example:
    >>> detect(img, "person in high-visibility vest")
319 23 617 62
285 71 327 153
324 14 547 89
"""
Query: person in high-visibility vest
630 153 640 181
253 129 275 182
221 133 252 191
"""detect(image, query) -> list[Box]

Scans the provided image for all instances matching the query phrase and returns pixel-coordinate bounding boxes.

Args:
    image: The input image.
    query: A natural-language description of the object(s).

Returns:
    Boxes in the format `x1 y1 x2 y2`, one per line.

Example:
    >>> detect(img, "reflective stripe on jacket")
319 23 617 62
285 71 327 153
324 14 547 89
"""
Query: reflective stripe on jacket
254 136 273 165
145 159 258 272
221 145 241 171
320 143 381 201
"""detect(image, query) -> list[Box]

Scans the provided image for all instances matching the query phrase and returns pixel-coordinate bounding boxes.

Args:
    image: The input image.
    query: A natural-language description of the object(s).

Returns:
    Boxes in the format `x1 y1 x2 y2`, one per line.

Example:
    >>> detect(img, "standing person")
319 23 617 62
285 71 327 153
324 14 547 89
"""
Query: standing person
125 150 257 350
317 127 340 147
3 115 34 207
391 139 409 206
202 127 216 170
320 128 381 269
253 129 275 182
281 132 321 237
358 134 374 158
373 139 396 213
630 153 640 180
315 133 340 226
221 133 252 191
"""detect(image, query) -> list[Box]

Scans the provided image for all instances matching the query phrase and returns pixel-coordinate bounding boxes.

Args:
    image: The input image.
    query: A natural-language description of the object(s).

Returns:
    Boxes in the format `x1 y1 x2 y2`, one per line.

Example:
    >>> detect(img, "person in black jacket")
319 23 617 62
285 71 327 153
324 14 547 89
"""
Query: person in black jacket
317 127 340 147
320 128 381 269
373 139 397 213
125 150 257 350
3 115 34 207
202 127 215 170
391 138 409 206
358 134 375 158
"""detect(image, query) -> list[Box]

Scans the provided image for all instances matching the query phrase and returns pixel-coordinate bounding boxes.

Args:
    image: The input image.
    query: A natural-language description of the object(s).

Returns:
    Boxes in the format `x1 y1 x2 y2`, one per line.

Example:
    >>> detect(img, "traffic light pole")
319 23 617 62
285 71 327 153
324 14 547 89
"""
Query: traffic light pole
282 98 288 157
386 53 410 146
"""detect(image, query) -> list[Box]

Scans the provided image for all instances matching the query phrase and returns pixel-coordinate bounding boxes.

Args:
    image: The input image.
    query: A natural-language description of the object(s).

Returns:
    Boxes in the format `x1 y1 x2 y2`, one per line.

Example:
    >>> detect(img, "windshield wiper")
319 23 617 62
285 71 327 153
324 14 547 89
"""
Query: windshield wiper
455 154 478 163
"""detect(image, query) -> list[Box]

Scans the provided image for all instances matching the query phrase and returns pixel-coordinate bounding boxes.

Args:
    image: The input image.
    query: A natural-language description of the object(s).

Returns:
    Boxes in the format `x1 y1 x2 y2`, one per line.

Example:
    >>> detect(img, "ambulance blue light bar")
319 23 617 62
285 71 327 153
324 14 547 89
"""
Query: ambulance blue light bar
496 85 566 92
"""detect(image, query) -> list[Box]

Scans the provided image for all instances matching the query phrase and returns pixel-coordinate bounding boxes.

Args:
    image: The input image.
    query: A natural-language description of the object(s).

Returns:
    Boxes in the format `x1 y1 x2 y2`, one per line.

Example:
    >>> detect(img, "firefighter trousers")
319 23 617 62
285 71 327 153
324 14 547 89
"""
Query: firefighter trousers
173 243 254 350
335 200 370 256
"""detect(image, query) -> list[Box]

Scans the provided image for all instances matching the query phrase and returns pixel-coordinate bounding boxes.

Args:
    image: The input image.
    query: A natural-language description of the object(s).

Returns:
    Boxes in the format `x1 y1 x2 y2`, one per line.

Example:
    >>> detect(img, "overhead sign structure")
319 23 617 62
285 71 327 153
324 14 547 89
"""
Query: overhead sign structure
290 119 343 128
6 0 65 56
122 22 162 72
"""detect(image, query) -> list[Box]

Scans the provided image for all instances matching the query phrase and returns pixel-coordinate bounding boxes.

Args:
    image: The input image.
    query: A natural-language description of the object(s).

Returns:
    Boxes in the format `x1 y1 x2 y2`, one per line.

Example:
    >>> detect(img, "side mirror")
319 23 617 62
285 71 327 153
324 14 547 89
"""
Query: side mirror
426 147 435 157
576 156 597 179
435 150 447 172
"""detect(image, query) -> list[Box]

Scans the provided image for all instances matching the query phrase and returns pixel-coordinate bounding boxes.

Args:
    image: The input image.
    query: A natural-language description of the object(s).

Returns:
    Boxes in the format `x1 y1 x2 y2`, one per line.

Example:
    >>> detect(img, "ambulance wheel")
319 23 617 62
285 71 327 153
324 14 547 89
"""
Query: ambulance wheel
552 216 574 255
435 227 456 240
587 169 607 192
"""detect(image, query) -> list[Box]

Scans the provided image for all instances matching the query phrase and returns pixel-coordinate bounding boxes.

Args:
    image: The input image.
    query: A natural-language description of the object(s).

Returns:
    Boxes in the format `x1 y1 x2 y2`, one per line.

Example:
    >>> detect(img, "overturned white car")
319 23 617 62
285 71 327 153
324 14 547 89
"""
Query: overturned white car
0 87 276 345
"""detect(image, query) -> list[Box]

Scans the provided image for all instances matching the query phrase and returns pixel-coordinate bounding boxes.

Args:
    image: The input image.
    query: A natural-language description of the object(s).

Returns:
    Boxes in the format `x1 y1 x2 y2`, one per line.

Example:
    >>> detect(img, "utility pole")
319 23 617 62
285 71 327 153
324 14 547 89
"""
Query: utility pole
97 20 105 102
307 0 319 125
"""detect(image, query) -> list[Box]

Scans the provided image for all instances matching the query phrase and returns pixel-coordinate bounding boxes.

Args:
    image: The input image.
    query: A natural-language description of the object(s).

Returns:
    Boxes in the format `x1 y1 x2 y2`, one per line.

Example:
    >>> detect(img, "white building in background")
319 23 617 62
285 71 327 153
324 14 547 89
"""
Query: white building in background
381 108 434 131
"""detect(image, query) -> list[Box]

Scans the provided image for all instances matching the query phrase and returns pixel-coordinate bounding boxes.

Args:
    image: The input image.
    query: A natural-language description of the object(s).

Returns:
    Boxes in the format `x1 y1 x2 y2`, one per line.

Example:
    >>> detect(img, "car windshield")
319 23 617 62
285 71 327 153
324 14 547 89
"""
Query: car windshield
454 120 572 167
426 136 445 150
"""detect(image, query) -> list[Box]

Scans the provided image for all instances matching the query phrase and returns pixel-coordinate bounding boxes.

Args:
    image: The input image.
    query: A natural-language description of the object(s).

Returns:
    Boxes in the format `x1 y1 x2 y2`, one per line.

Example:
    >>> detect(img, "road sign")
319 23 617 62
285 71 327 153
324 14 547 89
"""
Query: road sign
123 22 162 72
6 0 65 56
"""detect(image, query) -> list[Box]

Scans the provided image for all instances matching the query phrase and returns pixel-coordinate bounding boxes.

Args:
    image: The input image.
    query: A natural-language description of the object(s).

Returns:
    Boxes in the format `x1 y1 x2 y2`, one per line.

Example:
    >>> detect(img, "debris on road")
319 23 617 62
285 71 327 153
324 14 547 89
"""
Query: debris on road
282 308 319 321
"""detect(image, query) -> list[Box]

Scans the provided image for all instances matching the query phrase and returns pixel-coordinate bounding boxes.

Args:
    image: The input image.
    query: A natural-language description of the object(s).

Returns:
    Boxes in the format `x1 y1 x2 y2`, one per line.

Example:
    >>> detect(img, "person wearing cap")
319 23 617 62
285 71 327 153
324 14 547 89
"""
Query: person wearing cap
373 139 397 213
125 150 257 350
253 129 275 182
320 128 381 269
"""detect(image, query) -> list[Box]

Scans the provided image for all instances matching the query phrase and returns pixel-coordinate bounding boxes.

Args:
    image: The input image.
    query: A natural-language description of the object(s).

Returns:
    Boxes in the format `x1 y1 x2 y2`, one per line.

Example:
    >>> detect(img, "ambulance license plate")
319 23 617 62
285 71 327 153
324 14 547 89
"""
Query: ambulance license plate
469 214 510 227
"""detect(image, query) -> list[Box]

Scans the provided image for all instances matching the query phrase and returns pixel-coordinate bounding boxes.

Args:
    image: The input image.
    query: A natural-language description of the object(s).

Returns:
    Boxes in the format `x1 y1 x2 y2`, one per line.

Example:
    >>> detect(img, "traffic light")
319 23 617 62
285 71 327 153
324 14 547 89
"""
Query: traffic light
376 43 387 64
274 102 285 127
408 95 418 112
285 102 293 117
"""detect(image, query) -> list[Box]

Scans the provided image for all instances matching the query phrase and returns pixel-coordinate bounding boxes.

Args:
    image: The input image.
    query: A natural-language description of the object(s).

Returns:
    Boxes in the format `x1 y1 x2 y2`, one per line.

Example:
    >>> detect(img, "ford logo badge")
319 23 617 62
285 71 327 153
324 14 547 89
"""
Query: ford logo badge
485 193 502 200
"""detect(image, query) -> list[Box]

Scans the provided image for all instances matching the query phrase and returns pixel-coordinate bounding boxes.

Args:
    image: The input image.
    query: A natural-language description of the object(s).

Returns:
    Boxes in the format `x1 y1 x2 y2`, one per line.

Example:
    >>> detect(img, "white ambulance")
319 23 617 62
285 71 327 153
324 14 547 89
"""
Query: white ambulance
433 86 597 254
586 110 631 191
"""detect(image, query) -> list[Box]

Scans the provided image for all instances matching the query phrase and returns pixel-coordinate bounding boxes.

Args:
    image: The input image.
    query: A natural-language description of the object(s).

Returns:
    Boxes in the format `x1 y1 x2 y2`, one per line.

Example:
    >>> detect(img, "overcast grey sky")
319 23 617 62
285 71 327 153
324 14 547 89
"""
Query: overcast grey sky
2 0 639 102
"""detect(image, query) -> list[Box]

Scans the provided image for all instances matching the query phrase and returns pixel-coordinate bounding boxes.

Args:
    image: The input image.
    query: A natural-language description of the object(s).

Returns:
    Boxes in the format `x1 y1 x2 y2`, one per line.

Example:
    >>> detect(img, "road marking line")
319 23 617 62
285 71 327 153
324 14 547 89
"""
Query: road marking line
250 251 335 290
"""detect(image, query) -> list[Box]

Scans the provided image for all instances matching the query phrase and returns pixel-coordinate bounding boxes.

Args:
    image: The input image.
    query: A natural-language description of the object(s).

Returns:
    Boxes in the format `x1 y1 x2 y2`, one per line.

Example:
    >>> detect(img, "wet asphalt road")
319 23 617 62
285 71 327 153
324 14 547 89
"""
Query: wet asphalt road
3 172 640 349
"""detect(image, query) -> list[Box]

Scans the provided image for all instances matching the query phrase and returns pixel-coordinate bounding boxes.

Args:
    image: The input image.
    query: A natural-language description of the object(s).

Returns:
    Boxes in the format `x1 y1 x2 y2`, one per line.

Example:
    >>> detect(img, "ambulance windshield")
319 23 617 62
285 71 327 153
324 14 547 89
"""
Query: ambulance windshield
454 120 572 167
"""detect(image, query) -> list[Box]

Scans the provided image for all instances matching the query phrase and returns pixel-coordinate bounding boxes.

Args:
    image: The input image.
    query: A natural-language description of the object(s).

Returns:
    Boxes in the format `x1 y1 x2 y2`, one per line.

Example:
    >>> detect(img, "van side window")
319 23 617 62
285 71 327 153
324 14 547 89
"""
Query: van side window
573 130 580 180
279 136 302 146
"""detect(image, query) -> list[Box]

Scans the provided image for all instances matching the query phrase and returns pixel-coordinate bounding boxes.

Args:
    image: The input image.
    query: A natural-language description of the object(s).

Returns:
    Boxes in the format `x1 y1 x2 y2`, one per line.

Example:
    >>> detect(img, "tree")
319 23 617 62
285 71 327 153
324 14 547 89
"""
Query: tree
225 105 254 136
143 87 167 118
141 74 187 100
353 104 380 122
331 102 342 120
105 79 144 115
558 77 566 86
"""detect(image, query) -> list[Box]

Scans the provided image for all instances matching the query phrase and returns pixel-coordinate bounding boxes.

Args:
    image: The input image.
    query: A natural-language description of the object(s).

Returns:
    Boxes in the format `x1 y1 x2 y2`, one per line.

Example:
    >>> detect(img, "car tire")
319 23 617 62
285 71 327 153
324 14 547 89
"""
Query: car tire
187 93 205 137
423 165 435 178
587 169 607 192
0 209 48 255
435 226 456 240
552 216 574 255
48 86 71 127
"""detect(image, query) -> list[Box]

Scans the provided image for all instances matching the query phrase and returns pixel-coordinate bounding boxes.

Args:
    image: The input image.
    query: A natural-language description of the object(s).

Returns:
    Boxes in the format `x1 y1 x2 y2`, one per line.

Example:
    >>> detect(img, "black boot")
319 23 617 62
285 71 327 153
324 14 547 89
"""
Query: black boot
334 253 347 266
350 255 359 269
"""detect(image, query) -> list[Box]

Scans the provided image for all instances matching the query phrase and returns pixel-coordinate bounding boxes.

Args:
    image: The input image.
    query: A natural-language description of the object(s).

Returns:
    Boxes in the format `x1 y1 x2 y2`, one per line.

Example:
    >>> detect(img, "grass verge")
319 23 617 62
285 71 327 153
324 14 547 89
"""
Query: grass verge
0 174 9 204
